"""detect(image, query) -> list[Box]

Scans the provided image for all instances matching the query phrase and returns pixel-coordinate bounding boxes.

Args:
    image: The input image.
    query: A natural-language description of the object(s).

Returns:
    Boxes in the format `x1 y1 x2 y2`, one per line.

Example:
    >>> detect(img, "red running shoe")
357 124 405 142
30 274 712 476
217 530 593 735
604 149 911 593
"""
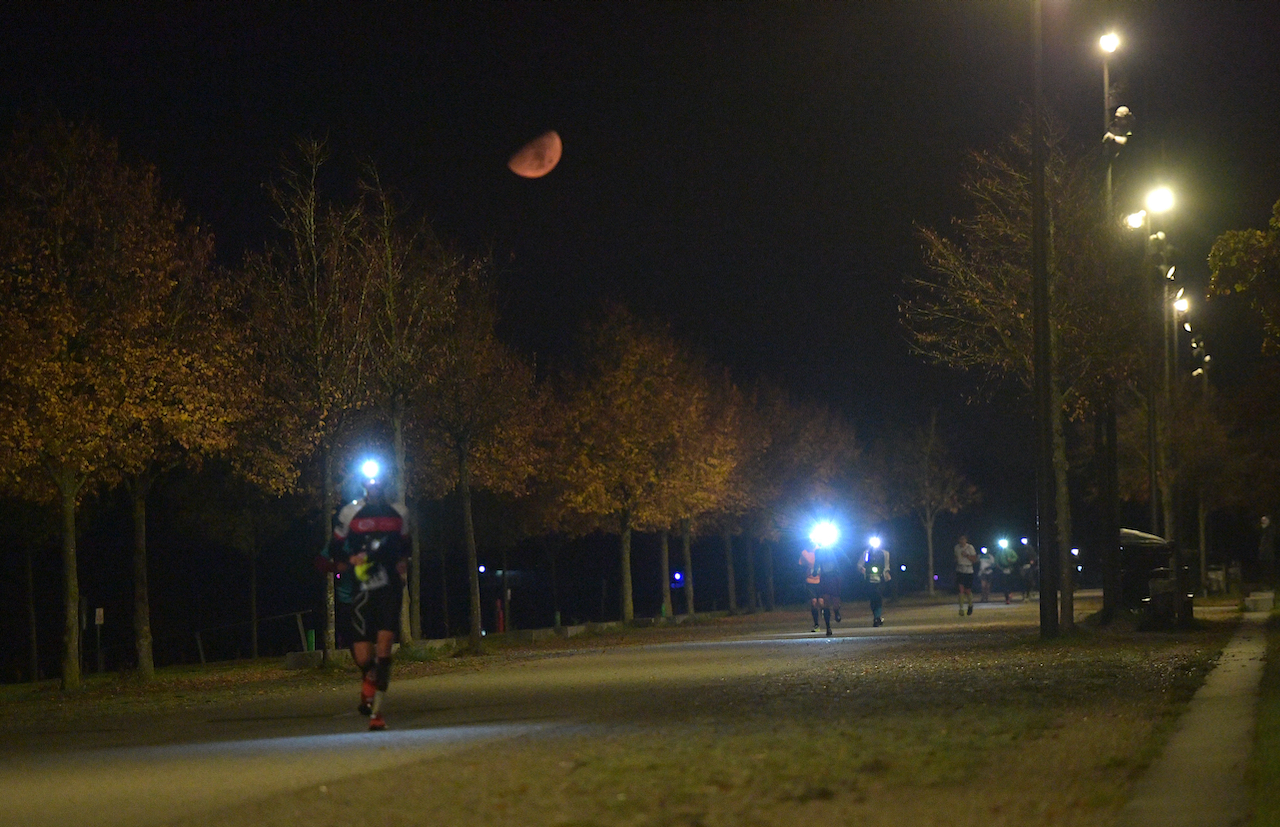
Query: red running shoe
368 714 386 731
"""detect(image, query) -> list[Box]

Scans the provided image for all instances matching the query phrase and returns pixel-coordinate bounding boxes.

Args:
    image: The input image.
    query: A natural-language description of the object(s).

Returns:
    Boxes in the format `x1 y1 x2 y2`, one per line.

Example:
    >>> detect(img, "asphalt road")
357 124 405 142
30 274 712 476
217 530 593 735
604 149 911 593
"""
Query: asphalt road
1 596 1047 827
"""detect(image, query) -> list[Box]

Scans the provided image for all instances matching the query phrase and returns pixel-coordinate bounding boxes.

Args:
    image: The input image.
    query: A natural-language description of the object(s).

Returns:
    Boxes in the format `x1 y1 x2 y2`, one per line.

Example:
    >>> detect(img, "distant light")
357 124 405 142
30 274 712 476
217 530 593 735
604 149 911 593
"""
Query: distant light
1126 210 1146 230
673 572 683 581
933 575 939 581
869 535 882 549
1021 538 1029 545
998 538 1009 549
900 565 907 572
1146 187 1174 214
980 547 988 554
1174 298 1188 314
1077 565 1083 572
478 565 486 573
1071 548 1080 557
1183 322 1192 332
1100 32 1120 53
809 521 840 548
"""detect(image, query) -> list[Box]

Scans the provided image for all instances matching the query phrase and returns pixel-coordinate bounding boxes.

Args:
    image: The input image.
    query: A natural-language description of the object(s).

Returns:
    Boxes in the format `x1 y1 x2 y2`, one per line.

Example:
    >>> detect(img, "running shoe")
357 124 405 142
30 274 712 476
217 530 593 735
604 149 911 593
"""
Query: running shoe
811 626 819 633
967 604 973 616
834 610 841 623
368 714 386 731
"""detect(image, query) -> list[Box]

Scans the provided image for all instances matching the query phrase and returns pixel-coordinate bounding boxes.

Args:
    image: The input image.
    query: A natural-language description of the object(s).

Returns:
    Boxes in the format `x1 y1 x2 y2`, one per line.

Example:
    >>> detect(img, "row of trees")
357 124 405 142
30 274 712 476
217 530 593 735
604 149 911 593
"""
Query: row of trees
903 112 1277 628
0 120 979 688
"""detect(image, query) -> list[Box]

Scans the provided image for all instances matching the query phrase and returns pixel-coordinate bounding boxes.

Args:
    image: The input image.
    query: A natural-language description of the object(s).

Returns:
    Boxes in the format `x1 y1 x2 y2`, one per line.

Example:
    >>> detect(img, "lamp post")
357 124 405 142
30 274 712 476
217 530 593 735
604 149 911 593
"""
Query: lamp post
1100 33 1120 205
1099 31 1122 622
1031 0 1058 638
1127 186 1175 537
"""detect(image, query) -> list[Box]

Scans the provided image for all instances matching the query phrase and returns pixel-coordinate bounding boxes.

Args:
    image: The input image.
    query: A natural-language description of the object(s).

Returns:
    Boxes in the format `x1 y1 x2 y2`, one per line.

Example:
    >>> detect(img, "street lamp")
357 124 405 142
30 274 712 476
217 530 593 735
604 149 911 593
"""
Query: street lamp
1146 186 1175 215
1100 33 1120 204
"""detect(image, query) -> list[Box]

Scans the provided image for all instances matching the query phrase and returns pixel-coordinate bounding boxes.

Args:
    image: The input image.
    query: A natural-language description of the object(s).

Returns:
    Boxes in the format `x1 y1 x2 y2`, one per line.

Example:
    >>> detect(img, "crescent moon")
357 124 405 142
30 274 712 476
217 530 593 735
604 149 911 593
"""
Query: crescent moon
508 130 562 178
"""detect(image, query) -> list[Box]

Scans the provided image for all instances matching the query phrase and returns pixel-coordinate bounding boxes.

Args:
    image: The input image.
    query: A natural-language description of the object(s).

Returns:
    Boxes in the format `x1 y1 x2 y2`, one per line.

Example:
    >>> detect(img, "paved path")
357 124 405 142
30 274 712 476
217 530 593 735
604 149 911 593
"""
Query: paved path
1120 609 1269 827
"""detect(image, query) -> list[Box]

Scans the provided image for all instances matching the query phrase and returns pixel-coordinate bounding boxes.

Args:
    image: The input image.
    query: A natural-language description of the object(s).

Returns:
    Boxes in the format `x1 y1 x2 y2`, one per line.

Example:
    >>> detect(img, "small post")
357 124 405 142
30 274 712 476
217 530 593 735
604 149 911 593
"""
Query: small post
295 613 307 652
195 631 205 664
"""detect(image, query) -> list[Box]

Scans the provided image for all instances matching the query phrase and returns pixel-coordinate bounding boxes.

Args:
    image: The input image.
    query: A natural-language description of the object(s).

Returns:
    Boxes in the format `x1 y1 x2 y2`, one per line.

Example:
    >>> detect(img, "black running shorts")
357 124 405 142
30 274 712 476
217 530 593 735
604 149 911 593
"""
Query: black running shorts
349 583 403 643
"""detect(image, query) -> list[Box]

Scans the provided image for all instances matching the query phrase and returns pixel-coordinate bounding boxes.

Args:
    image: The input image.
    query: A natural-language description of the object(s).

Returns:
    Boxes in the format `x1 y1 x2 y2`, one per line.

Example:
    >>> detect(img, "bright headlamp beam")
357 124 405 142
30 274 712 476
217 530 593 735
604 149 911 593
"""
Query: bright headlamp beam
809 521 840 549
361 459 381 480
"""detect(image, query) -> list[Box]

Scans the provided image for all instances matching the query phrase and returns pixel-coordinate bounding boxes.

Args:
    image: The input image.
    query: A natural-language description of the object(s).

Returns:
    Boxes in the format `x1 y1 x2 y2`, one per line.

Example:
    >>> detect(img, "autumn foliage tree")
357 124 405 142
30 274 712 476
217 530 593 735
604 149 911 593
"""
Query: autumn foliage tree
414 269 542 654
0 119 217 688
557 308 709 622
1210 200 1280 355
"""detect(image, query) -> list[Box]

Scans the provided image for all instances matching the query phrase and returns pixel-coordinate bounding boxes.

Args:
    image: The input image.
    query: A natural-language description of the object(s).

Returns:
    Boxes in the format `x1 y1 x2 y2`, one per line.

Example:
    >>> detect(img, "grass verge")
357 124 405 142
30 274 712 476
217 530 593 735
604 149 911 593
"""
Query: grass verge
1252 613 1280 826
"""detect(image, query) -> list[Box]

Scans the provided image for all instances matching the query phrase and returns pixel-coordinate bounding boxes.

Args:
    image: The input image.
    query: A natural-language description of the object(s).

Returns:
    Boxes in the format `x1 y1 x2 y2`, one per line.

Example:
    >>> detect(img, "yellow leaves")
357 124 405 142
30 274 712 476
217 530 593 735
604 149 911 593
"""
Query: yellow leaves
0 118 251 496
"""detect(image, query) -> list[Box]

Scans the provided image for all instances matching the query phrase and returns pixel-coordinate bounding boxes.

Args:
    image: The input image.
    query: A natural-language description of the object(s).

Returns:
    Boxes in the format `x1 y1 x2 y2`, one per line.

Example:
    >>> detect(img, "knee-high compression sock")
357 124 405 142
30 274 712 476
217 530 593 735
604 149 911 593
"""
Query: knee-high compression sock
811 607 820 627
371 657 392 716
822 607 831 629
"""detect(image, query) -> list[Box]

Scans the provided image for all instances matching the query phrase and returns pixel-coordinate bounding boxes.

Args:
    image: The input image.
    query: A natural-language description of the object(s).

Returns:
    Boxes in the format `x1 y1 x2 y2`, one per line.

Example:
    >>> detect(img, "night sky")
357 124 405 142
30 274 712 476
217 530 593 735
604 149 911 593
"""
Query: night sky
3 1 1280 535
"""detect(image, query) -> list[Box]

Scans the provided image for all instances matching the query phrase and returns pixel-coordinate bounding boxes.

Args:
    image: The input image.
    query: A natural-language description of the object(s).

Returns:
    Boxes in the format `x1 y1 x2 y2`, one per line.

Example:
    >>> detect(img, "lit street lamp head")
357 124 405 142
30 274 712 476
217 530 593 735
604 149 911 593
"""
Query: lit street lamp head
1146 187 1175 214
1100 33 1120 53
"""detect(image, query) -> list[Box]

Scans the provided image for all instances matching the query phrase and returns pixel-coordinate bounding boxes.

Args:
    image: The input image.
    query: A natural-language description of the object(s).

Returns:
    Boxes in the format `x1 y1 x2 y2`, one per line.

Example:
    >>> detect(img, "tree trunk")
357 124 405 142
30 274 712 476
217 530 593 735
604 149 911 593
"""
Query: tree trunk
501 547 511 630
1051 371 1074 632
25 544 38 682
924 514 936 596
1100 398 1122 622
391 399 413 644
130 473 156 679
410 500 422 640
722 529 737 614
439 544 450 638
681 518 695 615
322 445 337 658
550 544 561 625
659 529 672 618
764 540 776 610
56 474 82 690
249 538 259 659
744 535 758 612
460 446 483 654
619 509 634 622
1197 493 1209 594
